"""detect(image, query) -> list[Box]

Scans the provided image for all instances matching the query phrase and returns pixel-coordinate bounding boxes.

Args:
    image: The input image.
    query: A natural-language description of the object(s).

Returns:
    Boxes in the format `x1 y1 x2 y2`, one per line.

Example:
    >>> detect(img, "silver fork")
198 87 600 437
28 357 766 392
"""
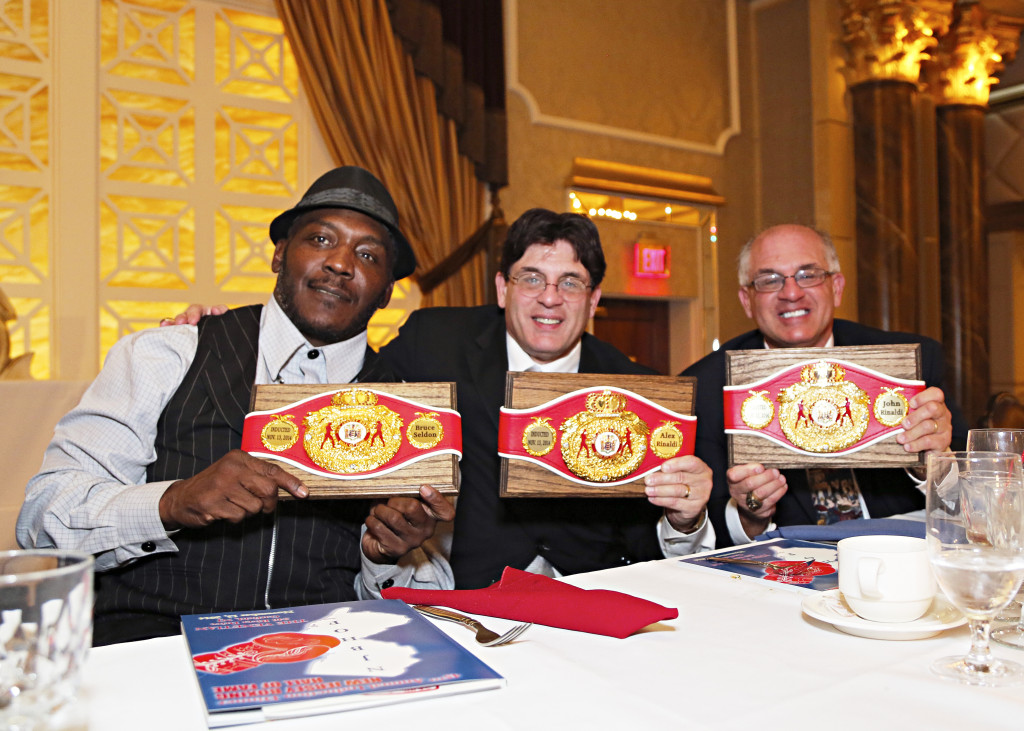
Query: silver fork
413 605 531 646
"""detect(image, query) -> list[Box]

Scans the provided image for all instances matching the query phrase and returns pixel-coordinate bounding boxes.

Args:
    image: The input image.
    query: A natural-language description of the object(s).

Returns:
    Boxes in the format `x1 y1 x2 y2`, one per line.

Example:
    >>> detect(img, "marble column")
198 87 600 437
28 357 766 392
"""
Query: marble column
840 1 947 333
936 106 988 425
850 81 920 333
926 1 1024 423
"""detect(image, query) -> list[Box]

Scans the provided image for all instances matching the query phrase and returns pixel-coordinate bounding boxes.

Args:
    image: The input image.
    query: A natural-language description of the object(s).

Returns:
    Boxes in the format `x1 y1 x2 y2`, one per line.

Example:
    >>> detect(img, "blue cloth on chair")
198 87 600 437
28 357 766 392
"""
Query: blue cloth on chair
755 518 925 542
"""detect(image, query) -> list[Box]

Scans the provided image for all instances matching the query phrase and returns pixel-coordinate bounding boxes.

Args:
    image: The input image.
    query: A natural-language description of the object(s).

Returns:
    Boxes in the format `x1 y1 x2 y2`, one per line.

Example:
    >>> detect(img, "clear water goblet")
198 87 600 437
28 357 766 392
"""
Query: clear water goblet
966 429 1024 639
926 451 1024 686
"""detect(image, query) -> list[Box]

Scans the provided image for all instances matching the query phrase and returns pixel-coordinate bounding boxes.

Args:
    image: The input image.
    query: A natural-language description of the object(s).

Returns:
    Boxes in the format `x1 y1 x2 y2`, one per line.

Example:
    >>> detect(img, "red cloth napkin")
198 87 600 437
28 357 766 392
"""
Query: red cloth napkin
382 567 678 639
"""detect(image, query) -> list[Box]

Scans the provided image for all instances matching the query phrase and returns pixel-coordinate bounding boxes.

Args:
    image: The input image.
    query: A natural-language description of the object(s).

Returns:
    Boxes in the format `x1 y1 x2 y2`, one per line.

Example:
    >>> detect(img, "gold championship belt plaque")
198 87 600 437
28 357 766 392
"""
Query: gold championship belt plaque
499 372 696 497
243 382 460 498
724 344 925 469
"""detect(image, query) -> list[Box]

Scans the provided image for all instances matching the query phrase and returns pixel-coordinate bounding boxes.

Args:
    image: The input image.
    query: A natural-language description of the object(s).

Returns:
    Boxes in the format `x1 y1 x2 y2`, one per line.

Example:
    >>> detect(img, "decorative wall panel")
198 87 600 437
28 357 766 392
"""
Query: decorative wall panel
100 195 195 288
215 204 277 291
98 0 300 358
0 1 416 378
0 185 48 283
100 0 195 85
0 0 49 378
214 10 296 102
0 73 48 170
0 1 49 63
100 90 195 185
7 296 47 377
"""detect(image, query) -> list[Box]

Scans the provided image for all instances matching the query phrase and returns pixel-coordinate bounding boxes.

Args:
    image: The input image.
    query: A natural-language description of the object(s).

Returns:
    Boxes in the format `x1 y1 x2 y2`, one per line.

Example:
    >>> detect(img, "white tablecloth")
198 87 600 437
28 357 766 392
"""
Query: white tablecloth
66 557 1024 730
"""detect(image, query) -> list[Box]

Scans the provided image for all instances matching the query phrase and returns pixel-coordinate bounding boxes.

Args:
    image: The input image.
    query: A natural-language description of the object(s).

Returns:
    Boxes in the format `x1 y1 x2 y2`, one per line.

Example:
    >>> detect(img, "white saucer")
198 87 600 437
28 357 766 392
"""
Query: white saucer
801 589 966 640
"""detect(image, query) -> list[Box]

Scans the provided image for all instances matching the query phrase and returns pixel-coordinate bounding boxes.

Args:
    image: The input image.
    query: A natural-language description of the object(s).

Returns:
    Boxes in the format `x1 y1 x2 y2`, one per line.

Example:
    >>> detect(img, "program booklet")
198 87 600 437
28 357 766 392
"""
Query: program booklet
181 599 505 727
677 538 838 593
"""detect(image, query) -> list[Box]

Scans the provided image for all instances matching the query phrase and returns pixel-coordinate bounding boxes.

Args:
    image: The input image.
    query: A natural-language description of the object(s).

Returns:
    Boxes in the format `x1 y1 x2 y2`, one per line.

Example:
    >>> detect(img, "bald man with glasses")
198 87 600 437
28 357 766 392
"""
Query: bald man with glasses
682 224 967 547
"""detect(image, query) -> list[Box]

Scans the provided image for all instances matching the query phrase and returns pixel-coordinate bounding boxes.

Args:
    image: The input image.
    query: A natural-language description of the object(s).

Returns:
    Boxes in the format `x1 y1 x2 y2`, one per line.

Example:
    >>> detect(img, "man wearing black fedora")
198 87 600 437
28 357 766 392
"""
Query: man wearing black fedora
17 166 456 645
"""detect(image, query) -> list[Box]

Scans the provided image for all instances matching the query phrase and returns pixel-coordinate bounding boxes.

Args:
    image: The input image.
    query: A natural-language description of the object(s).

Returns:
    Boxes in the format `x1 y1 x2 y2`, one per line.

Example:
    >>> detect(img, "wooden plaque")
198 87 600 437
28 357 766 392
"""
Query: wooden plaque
725 344 923 469
249 382 458 499
500 372 696 497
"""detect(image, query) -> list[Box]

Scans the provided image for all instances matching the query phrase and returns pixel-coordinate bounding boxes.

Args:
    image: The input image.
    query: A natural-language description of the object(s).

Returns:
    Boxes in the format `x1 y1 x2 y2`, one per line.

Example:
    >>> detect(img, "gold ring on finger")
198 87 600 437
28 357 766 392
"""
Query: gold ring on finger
746 492 763 511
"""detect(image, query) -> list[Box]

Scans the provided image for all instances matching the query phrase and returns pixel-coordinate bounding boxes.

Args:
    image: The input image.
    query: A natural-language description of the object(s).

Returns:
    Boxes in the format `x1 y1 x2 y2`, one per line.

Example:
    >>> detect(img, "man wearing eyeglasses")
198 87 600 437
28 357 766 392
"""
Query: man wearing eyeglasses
379 208 715 588
683 223 967 547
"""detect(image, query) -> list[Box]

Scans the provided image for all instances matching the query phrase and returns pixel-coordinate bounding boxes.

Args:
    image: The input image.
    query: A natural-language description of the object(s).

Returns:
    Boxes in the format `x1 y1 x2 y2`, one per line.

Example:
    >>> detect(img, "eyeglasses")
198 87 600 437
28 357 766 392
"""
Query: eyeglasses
508 272 592 301
746 267 834 293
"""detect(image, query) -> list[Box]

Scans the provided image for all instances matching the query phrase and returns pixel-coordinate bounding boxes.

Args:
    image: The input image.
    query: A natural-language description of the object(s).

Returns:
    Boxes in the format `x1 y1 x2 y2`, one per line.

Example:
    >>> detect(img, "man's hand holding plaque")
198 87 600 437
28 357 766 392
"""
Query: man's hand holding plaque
643 454 713 533
362 485 457 564
893 386 954 456
159 450 309 530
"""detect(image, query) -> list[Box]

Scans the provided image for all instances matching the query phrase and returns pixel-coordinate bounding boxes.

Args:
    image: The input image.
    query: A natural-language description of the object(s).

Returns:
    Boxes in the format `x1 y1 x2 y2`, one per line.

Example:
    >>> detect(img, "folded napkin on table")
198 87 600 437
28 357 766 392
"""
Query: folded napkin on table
756 518 925 542
382 567 677 639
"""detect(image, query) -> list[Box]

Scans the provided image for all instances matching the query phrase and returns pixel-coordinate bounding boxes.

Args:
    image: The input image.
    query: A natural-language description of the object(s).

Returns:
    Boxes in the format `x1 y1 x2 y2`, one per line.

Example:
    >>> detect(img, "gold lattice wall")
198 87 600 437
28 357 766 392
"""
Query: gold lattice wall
0 0 51 378
0 0 414 380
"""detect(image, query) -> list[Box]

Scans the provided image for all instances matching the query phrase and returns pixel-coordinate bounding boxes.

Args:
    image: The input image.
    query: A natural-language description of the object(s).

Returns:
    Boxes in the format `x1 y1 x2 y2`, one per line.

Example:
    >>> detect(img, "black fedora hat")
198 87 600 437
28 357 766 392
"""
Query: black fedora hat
269 166 417 280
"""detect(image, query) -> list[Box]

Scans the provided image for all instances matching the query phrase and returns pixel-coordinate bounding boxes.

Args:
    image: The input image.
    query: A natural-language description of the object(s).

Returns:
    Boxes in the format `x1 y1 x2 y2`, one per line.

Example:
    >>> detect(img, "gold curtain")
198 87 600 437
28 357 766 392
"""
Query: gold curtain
274 0 490 307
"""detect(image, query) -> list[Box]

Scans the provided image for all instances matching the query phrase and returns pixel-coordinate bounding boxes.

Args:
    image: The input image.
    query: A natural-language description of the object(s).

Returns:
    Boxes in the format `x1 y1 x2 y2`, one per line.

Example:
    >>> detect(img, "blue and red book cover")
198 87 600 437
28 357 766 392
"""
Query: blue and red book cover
678 538 839 592
181 599 504 727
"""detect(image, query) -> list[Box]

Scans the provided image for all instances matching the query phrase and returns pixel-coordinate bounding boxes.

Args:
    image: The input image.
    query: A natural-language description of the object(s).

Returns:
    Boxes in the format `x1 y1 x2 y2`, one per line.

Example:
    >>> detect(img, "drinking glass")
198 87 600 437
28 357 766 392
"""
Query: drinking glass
966 429 1024 635
0 550 93 730
925 451 1024 686
967 429 1024 455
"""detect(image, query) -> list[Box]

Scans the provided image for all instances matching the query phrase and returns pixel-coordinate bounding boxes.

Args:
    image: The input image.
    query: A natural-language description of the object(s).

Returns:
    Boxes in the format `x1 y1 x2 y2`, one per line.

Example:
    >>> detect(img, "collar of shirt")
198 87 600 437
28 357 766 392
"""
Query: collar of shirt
505 331 582 373
257 297 367 385
763 334 835 349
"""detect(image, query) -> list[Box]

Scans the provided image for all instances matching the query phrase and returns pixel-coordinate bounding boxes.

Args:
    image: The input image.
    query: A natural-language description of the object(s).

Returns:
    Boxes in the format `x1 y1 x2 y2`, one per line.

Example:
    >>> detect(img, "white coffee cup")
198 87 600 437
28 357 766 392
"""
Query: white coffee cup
837 535 936 623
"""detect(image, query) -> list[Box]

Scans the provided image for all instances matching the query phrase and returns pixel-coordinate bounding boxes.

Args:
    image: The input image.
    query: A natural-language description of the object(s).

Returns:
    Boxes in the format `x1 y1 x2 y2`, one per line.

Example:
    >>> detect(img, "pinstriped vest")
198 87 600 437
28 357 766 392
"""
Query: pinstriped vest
93 305 396 624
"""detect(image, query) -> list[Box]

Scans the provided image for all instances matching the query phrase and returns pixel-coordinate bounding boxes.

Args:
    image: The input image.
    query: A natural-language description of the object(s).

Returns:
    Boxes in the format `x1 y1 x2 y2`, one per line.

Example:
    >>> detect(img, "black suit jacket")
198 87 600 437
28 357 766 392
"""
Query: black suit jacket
379 305 663 588
682 319 969 547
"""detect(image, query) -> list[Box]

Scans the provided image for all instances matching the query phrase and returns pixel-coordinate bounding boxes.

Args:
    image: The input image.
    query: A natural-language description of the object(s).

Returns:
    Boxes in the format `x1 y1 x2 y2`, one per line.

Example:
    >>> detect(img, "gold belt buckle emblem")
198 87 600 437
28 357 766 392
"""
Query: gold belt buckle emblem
260 414 299 452
873 386 910 427
650 421 684 459
522 416 556 457
741 390 775 429
777 361 869 452
303 389 403 473
406 411 444 450
560 390 648 481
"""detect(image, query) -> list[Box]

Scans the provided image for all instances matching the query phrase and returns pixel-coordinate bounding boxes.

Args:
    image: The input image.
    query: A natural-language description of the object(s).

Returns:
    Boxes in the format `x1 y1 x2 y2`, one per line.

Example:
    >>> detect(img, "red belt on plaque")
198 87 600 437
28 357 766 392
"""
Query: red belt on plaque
241 388 462 479
723 358 925 456
498 387 696 485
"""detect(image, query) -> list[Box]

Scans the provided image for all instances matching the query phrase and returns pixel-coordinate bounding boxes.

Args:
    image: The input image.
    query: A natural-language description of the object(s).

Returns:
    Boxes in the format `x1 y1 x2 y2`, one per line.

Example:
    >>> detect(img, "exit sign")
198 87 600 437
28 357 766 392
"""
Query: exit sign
634 240 670 278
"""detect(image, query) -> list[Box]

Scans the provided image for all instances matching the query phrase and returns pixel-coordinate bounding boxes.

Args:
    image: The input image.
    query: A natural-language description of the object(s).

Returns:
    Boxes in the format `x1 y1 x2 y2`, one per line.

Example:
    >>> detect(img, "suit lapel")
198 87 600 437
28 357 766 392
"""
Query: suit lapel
355 347 395 383
830 320 850 347
466 315 509 431
578 334 601 373
202 306 261 436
